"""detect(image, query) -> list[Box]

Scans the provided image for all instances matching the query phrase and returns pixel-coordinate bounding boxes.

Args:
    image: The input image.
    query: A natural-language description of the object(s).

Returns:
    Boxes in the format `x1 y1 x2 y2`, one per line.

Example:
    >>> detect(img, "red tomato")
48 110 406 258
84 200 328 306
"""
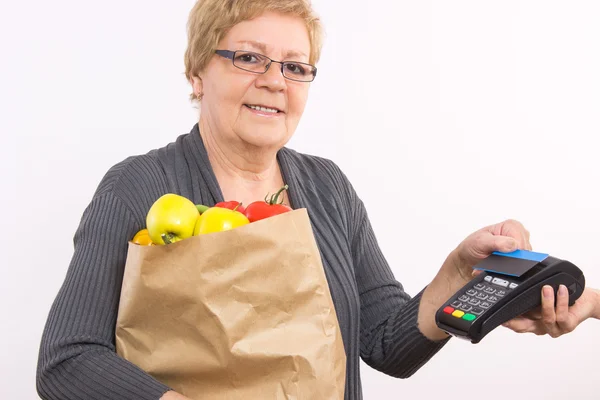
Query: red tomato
214 200 246 214
244 185 292 222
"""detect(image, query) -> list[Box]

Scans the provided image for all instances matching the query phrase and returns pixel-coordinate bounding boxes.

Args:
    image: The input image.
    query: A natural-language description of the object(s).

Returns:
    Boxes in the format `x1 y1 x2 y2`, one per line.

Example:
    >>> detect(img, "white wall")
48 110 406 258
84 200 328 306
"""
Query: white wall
2 0 599 399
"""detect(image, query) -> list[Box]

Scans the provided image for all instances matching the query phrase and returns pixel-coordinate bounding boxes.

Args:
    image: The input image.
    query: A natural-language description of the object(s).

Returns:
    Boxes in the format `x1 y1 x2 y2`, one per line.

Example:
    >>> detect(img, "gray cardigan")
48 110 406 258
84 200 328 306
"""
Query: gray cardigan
36 124 449 400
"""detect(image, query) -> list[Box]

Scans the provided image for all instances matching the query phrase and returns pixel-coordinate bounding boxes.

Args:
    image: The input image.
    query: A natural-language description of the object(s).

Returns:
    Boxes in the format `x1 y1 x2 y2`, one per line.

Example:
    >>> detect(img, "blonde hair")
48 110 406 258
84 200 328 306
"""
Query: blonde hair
184 0 324 99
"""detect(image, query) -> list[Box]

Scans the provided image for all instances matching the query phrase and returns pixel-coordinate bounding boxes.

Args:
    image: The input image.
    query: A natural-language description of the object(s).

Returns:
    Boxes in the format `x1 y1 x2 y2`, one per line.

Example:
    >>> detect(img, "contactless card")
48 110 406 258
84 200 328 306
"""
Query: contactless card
473 249 549 277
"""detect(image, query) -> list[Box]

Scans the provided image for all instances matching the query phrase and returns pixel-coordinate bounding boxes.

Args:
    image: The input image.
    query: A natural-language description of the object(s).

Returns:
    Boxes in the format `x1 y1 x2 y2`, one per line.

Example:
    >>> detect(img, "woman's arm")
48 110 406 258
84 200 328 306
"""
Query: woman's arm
37 189 172 399
349 196 451 379
416 250 472 340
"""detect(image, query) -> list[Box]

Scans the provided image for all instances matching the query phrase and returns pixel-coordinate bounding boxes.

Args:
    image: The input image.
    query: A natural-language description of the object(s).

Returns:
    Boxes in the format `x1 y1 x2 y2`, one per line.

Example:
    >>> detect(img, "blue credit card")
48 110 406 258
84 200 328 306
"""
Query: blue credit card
492 249 549 262
474 250 549 277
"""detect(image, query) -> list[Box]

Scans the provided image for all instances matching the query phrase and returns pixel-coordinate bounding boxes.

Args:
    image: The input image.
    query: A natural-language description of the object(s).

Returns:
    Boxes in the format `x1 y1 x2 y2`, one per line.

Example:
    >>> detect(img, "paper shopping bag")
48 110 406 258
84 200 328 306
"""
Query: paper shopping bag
115 208 346 399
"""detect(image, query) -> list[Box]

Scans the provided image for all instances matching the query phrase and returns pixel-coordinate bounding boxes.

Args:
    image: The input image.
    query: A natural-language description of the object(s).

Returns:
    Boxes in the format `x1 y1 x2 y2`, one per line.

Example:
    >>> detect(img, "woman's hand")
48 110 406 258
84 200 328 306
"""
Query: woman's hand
420 219 531 340
503 286 600 337
450 219 532 280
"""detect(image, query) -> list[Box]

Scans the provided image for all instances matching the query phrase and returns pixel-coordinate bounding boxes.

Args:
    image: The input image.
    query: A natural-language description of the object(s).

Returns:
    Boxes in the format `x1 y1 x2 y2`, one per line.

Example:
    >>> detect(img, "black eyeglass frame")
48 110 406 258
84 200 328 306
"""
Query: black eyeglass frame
215 49 317 82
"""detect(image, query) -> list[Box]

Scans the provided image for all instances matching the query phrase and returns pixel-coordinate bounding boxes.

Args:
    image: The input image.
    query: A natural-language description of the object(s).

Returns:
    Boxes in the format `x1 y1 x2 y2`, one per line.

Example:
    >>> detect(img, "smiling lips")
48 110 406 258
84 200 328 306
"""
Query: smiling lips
244 104 283 114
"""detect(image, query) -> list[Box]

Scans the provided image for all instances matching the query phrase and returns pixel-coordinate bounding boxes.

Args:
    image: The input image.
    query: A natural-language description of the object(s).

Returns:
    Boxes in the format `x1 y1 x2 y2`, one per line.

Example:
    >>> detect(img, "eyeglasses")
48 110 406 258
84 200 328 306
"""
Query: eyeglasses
215 50 317 82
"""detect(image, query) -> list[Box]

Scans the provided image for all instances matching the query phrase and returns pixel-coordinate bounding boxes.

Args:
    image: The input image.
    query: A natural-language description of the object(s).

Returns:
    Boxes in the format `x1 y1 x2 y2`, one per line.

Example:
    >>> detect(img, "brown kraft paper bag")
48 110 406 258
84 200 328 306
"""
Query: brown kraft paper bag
115 208 346 399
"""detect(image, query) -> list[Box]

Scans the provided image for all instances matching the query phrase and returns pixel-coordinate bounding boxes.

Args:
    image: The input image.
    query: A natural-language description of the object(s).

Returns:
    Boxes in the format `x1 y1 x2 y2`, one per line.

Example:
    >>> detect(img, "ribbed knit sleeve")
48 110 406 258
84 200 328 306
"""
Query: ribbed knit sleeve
36 159 172 400
344 174 450 378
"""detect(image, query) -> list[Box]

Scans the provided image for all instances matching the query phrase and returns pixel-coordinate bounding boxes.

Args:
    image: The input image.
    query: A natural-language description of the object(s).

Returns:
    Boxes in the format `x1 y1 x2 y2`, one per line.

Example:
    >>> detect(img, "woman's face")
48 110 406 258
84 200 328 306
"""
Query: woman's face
194 12 312 151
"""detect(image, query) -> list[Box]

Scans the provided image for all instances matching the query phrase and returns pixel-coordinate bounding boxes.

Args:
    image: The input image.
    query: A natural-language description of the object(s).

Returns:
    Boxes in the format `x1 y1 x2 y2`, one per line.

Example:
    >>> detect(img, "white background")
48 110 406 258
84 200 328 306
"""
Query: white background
2 0 599 399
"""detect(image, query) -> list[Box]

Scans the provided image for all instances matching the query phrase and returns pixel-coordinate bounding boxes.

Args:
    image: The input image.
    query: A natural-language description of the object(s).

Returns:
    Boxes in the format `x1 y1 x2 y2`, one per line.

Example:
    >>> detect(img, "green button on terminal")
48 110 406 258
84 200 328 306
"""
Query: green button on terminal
462 313 476 321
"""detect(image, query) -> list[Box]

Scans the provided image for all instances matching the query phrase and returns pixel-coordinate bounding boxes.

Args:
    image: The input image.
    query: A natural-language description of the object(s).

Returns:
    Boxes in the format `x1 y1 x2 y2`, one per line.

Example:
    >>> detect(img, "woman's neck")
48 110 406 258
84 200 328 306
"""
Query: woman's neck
198 121 287 204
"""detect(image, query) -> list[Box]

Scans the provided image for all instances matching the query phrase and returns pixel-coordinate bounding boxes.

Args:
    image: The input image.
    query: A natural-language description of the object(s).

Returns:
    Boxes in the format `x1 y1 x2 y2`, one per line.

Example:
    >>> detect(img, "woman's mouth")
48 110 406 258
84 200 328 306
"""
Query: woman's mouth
244 104 282 115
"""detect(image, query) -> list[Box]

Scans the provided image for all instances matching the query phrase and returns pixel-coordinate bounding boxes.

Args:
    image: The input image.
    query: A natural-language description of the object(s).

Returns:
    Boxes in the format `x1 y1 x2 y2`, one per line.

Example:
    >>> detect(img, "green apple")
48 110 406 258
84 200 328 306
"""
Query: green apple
146 193 200 245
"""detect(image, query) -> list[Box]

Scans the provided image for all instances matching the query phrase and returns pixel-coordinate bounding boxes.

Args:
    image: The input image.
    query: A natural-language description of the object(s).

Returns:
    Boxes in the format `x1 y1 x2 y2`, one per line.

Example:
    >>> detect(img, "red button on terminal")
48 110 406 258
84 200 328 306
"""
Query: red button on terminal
443 306 454 314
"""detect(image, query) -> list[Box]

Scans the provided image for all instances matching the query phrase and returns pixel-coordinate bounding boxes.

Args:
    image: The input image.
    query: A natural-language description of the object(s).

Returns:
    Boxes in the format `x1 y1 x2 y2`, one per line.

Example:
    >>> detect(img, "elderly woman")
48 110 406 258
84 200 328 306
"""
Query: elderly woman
37 1 600 399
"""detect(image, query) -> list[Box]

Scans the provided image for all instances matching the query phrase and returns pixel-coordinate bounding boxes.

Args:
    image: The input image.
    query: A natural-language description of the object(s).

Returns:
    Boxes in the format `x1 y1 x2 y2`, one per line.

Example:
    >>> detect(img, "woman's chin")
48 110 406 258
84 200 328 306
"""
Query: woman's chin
237 130 289 150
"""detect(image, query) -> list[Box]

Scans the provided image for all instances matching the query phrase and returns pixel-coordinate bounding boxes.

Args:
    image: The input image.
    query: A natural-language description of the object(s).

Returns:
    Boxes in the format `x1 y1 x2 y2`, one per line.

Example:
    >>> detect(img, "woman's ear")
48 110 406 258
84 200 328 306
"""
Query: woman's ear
190 76 203 99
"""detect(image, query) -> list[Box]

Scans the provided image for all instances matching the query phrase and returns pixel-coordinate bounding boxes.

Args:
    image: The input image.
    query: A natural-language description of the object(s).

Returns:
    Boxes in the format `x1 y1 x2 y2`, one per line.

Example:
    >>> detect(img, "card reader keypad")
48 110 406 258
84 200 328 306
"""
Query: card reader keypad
443 275 519 322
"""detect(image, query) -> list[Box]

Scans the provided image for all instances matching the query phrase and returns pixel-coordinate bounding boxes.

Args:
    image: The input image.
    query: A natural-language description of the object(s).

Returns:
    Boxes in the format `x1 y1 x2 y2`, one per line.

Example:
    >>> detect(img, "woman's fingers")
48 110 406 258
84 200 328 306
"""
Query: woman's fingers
491 235 519 254
491 219 531 250
471 269 484 277
457 219 532 275
540 285 569 338
555 284 576 334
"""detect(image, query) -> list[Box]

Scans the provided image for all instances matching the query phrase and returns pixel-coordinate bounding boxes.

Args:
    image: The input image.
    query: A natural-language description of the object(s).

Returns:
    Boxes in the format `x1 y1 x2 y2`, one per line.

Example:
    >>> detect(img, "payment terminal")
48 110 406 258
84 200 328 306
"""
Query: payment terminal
435 250 585 343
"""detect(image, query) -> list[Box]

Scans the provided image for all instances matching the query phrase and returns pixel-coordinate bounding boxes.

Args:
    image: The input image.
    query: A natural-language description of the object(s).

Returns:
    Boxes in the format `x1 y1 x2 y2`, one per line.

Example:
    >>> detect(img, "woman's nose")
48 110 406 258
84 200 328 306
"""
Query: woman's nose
257 62 287 91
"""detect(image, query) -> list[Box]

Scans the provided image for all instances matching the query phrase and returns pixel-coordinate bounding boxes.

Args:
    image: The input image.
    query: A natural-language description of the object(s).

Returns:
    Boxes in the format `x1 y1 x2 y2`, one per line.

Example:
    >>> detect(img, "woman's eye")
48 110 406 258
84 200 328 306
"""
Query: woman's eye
237 54 258 63
285 63 305 75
